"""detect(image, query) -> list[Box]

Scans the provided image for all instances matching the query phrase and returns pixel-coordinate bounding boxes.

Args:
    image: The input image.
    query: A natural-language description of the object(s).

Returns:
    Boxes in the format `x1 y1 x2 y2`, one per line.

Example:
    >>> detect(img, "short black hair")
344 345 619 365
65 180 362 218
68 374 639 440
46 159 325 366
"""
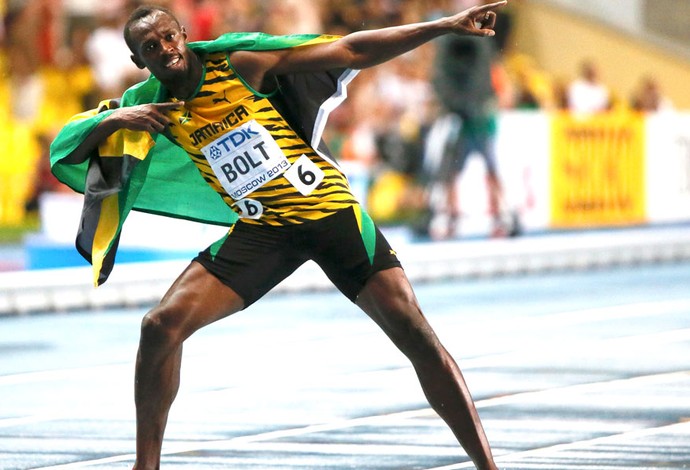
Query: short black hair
123 4 181 53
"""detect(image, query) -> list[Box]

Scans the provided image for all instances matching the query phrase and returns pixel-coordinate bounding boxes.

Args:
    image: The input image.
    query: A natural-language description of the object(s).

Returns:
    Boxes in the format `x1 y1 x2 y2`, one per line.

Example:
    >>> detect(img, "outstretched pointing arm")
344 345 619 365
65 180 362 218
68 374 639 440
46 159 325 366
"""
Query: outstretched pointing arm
231 1 507 89
335 0 506 69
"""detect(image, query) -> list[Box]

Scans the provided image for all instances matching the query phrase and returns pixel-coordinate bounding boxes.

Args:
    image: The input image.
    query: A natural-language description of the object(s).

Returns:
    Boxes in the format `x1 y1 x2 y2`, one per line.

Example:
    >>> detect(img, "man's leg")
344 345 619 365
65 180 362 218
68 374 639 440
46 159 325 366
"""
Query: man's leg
133 261 245 470
356 267 497 470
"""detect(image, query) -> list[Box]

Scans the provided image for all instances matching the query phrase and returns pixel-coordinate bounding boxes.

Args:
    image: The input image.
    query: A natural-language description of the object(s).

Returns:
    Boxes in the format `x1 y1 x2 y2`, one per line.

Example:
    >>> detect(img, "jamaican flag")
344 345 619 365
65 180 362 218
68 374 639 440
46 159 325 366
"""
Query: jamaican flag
50 32 357 286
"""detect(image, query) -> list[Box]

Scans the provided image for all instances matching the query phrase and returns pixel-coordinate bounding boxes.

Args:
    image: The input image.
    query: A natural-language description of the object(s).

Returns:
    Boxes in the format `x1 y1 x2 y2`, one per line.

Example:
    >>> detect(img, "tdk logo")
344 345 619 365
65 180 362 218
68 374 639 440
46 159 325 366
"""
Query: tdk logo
208 146 223 160
214 125 260 154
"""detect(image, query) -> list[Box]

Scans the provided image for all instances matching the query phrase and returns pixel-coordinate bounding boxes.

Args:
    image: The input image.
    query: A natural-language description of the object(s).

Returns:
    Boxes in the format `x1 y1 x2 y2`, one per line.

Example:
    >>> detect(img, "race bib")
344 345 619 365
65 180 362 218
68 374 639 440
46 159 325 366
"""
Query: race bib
284 154 325 196
201 120 289 200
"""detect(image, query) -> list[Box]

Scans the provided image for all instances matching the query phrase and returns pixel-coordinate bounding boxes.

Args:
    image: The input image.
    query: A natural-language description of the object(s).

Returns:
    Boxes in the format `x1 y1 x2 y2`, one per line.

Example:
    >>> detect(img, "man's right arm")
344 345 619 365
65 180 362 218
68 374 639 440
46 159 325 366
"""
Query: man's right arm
61 102 185 164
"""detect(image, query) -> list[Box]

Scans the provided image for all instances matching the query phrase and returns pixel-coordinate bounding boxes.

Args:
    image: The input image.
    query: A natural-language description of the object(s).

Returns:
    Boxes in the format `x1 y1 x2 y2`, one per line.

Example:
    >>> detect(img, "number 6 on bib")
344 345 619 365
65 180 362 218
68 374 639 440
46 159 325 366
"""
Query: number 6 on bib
285 155 325 196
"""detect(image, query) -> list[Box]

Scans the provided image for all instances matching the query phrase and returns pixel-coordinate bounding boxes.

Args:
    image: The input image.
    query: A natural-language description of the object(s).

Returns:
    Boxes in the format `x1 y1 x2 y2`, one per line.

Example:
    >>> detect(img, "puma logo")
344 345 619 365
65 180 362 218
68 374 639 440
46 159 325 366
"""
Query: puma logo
213 90 232 106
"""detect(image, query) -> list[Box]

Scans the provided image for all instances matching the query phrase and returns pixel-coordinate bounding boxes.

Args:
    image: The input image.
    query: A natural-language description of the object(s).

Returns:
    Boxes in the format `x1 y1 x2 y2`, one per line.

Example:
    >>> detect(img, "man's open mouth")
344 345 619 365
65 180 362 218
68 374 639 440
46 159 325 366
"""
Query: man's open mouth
165 56 181 68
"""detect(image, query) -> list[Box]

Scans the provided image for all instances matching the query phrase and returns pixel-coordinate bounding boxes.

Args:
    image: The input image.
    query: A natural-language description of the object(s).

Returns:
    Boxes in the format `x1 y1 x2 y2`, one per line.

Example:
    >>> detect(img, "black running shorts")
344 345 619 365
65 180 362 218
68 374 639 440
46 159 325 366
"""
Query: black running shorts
193 205 402 307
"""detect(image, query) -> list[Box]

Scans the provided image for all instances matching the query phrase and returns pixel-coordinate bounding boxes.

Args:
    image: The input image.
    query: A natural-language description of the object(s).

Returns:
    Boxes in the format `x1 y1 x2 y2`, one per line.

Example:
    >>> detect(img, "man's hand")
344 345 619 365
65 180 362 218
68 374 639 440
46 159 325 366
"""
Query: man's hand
61 101 185 165
448 1 507 37
105 101 185 134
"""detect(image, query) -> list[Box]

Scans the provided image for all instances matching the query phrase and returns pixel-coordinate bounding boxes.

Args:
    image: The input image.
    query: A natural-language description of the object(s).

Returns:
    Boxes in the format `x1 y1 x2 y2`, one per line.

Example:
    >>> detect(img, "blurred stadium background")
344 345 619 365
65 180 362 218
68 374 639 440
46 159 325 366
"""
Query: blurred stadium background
2 3 690 468
0 0 690 312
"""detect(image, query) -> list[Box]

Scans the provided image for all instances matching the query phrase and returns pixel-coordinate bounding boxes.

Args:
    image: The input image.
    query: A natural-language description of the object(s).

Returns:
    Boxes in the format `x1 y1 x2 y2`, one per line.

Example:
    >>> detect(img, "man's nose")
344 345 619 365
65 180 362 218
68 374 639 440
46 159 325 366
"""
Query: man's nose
162 40 175 53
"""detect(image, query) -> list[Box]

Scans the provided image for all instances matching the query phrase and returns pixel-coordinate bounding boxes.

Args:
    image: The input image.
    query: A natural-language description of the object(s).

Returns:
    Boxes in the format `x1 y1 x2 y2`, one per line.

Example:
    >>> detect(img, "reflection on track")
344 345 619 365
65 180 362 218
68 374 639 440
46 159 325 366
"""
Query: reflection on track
1 262 690 469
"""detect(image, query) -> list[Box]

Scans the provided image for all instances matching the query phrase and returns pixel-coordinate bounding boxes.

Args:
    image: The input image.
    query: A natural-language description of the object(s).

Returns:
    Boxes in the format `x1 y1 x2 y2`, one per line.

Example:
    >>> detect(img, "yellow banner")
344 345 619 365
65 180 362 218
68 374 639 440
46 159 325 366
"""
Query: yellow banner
550 112 646 228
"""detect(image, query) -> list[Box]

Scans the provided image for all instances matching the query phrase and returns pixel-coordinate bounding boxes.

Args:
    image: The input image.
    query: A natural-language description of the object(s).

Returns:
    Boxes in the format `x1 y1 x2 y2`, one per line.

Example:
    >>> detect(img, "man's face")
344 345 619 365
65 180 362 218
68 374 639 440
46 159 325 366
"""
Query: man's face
129 11 192 82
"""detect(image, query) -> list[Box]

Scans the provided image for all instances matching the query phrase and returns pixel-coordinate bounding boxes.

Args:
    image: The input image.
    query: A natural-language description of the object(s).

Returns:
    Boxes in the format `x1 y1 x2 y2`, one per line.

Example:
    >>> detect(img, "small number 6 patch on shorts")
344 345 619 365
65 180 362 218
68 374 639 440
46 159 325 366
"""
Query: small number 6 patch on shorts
233 198 264 219
284 155 325 196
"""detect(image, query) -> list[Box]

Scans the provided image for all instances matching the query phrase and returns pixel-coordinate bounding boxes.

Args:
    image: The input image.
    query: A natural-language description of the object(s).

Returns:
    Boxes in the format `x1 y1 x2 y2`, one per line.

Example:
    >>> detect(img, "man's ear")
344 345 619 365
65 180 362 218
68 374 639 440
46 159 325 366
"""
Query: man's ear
181 26 188 42
131 54 146 70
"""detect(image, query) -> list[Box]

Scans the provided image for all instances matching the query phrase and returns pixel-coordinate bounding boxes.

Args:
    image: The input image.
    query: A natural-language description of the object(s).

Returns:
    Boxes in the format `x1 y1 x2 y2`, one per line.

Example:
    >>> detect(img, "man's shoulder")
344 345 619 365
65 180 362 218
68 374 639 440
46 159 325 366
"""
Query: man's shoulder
189 32 337 55
190 32 270 54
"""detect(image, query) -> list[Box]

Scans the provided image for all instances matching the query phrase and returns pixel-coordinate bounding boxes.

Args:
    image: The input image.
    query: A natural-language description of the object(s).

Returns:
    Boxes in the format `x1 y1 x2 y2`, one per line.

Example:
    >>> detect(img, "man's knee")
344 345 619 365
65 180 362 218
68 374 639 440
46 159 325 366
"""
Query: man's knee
359 268 446 360
139 305 186 350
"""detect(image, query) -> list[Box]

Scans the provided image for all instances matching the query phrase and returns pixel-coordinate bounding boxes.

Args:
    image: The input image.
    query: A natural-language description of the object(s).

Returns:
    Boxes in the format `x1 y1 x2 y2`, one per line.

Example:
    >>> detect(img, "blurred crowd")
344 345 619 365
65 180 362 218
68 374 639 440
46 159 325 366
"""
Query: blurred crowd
0 0 675 228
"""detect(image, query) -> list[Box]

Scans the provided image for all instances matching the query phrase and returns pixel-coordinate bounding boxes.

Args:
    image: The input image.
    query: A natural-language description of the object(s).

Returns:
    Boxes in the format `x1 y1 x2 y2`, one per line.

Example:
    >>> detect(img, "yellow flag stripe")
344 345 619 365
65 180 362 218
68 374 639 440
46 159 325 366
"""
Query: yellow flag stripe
91 194 120 286
99 129 154 161
297 35 340 47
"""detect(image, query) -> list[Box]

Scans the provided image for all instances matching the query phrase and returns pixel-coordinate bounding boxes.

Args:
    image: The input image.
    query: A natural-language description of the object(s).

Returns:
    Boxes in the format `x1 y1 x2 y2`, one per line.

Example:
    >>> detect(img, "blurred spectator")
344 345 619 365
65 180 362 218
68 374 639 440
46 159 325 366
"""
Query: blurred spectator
61 22 99 111
0 0 104 224
24 133 72 214
567 59 611 115
85 1 148 100
6 43 43 123
0 119 39 224
372 52 434 175
0 1 4 44
325 69 380 209
319 0 434 223
631 75 673 113
322 0 407 33
26 19 99 214
366 50 436 223
264 0 323 35
4 0 46 122
171 0 263 41
215 0 265 35
0 1 44 224
422 32 516 239
504 53 556 109
185 0 222 41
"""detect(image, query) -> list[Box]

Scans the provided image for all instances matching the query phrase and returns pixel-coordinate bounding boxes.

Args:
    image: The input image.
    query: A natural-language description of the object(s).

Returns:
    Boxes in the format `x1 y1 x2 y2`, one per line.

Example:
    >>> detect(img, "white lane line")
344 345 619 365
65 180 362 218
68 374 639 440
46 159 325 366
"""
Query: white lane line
4 297 689 388
473 370 690 409
450 297 690 338
31 370 690 469
425 420 690 470
5 296 690 381
0 363 129 386
463 327 690 369
0 299 690 387
6 326 690 431
31 409 434 469
0 413 64 428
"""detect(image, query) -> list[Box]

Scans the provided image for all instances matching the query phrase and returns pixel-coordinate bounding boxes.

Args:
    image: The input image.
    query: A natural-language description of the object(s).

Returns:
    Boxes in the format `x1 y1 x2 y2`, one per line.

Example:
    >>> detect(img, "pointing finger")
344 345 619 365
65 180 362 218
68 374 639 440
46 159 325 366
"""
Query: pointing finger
158 101 185 108
477 0 507 12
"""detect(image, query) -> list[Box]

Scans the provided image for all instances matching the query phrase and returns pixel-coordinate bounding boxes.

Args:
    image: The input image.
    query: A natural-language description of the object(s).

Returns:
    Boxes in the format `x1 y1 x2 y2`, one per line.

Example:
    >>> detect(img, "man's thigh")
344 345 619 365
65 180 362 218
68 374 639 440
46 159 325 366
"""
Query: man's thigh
155 261 246 338
194 222 307 308
307 206 401 302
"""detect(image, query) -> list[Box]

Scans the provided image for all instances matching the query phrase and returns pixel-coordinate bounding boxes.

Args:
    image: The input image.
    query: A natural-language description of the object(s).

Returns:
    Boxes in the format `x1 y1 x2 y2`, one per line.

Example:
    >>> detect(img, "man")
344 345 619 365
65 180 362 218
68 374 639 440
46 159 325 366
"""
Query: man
567 59 610 115
50 3 507 469
426 32 513 239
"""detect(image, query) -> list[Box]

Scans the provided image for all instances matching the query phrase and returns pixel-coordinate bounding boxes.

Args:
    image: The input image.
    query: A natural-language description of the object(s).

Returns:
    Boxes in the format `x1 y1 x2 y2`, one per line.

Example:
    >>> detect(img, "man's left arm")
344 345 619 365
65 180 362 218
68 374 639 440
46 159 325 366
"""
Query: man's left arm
330 1 505 69
260 1 505 75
